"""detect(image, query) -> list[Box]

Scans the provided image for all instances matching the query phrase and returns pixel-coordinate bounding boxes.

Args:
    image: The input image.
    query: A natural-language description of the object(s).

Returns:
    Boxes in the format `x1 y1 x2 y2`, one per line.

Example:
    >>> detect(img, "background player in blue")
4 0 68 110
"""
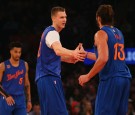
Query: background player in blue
0 41 32 115
35 6 86 115
78 5 132 115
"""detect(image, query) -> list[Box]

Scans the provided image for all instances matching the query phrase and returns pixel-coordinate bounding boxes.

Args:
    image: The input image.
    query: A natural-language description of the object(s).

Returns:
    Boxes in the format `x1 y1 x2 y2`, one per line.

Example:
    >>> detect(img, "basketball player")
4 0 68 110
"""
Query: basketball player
0 41 32 115
35 6 86 115
79 5 132 115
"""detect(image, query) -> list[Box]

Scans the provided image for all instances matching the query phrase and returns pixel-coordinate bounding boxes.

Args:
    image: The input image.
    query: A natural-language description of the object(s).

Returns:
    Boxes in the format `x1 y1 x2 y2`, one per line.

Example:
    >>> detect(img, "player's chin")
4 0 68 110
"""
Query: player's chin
61 24 66 28
15 58 20 61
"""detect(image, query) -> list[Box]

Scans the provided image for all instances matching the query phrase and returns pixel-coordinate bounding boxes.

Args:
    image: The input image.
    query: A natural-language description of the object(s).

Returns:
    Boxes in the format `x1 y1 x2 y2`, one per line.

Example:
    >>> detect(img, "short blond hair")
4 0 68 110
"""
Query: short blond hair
51 6 65 17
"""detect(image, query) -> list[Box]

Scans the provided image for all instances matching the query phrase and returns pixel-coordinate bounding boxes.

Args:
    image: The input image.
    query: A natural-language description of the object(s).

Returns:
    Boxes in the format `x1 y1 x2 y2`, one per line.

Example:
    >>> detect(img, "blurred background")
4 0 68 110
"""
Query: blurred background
0 0 135 114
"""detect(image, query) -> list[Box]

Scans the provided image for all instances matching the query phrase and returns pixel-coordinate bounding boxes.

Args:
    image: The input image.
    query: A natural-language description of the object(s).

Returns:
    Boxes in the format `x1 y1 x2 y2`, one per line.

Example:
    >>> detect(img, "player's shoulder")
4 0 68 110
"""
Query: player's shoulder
44 26 57 33
20 59 28 66
0 62 5 71
115 27 122 34
94 30 108 45
95 29 107 36
19 59 29 71
48 30 59 36
46 30 60 41
20 59 26 62
95 30 108 40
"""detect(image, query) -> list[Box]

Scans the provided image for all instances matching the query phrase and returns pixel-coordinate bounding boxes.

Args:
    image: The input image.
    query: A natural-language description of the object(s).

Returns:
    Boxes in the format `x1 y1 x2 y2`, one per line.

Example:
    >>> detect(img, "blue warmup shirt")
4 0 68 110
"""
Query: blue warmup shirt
35 26 61 82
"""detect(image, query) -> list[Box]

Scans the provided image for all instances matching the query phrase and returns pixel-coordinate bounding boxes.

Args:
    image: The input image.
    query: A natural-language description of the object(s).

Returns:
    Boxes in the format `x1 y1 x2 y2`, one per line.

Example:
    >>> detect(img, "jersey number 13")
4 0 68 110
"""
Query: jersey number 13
114 43 125 61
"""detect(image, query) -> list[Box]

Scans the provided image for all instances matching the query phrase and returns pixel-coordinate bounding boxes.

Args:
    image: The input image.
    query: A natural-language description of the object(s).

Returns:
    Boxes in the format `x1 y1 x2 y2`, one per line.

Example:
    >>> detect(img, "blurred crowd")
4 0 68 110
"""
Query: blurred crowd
0 0 135 115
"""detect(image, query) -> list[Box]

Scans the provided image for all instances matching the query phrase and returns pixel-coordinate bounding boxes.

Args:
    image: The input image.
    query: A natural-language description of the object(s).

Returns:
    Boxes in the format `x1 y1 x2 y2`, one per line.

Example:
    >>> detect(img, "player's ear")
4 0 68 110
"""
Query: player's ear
10 49 12 55
51 15 56 22
97 16 101 22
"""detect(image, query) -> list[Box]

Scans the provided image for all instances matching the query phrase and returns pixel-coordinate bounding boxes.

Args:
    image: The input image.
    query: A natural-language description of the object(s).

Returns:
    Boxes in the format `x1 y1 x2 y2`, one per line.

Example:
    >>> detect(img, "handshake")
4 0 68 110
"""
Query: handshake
71 43 87 64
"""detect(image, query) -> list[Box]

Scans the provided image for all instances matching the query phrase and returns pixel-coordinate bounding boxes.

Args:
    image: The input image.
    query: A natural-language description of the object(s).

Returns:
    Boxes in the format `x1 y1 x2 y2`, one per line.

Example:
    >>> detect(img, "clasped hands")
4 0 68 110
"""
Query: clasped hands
72 43 87 63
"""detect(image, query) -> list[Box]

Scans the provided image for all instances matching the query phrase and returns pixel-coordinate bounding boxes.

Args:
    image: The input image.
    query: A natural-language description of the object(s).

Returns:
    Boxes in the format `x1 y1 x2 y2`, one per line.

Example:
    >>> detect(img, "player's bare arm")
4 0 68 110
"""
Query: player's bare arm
87 30 108 78
24 62 32 112
61 56 78 63
0 62 15 106
86 52 97 60
52 41 86 61
60 45 78 63
79 30 109 86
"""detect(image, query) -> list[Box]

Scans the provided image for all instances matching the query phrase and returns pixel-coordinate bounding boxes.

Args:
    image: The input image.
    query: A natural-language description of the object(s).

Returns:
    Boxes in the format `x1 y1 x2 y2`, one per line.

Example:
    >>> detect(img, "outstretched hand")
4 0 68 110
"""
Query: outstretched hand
73 43 87 62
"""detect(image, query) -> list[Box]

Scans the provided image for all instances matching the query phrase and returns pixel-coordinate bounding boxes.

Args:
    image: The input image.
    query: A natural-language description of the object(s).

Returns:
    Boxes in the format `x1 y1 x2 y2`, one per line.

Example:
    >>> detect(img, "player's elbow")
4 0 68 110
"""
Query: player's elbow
55 49 61 56
25 84 30 88
99 56 108 64
53 44 63 56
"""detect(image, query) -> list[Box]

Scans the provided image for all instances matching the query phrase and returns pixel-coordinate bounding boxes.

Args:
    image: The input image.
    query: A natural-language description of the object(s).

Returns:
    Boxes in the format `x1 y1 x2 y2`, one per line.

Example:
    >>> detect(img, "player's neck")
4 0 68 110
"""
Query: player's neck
52 25 62 32
9 58 19 67
101 25 113 29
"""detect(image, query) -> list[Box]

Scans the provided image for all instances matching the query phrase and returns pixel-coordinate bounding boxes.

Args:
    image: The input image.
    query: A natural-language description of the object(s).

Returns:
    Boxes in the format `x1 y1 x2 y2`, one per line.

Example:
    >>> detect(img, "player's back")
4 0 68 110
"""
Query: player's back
97 26 131 80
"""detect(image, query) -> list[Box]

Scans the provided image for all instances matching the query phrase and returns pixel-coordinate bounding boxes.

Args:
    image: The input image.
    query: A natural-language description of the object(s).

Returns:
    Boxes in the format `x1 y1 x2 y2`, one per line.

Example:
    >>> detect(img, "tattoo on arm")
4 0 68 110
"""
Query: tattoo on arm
24 62 31 102
25 84 31 102
0 84 9 98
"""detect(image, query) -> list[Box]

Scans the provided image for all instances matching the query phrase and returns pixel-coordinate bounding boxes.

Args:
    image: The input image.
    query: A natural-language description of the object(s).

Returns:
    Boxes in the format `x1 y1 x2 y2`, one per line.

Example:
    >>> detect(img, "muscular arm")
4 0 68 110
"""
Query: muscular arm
87 30 108 79
24 62 31 102
52 41 86 63
0 62 9 98
52 41 74 57
52 41 85 63
61 56 77 63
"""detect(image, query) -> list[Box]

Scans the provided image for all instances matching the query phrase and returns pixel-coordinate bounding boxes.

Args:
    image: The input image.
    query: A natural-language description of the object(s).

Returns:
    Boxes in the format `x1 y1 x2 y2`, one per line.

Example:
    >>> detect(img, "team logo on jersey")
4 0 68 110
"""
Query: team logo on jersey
6 65 10 69
113 29 115 32
7 69 24 81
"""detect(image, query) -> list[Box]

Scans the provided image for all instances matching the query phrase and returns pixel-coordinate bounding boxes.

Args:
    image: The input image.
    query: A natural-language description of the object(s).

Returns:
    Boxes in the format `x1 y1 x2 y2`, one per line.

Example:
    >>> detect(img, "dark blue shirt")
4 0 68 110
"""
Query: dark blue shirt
94 26 131 80
2 59 26 95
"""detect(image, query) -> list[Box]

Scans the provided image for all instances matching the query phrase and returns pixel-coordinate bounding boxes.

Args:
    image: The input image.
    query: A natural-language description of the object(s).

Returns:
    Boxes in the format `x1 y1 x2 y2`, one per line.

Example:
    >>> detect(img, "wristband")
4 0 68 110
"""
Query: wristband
0 85 9 98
